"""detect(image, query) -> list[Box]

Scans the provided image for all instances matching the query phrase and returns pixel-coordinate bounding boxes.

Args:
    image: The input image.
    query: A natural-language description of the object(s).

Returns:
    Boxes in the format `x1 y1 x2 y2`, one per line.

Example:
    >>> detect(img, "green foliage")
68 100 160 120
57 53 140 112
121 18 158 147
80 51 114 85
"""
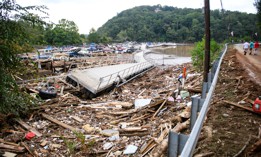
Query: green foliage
87 28 101 43
0 0 46 116
86 139 96 148
44 19 82 46
0 68 36 115
97 5 257 42
255 0 261 31
62 137 77 155
73 131 85 145
191 38 221 70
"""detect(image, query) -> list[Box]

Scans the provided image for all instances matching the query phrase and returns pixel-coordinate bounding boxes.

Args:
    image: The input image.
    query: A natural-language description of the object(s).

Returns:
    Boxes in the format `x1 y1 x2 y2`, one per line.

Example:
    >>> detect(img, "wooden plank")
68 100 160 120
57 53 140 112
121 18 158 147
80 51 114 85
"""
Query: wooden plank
0 139 20 147
41 113 77 131
223 100 261 114
0 143 25 153
152 91 172 119
71 116 84 123
21 142 37 157
108 101 133 108
119 127 148 132
15 119 42 137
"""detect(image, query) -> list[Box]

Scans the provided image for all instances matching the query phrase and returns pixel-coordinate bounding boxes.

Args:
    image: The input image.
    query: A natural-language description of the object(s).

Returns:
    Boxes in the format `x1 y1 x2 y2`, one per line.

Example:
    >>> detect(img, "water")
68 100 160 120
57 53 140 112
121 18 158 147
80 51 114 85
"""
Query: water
144 44 194 66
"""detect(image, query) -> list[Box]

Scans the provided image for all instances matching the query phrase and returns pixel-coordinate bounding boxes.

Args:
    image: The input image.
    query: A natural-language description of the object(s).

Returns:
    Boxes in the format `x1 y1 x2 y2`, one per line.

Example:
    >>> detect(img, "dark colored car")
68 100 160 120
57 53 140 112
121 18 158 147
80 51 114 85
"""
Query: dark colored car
126 48 137 53
66 48 83 57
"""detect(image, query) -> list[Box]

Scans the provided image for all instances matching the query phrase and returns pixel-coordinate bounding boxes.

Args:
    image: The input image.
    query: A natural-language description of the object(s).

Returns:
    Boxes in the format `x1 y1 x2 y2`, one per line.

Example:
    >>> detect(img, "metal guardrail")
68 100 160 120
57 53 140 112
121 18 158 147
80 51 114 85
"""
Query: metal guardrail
178 44 228 156
95 61 154 93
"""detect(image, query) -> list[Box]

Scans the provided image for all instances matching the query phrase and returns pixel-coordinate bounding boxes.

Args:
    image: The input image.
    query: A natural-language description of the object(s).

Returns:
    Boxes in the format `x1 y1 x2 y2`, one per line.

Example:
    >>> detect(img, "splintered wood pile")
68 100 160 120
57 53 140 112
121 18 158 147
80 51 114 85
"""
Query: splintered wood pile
1 63 204 156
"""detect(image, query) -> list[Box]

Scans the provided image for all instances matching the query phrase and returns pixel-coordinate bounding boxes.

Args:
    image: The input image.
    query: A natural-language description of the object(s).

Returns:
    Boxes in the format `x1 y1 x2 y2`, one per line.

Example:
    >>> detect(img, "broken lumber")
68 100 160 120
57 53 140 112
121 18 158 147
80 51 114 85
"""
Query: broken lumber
0 143 25 153
186 87 202 93
119 127 148 132
150 120 190 157
71 116 84 123
108 101 133 109
120 132 149 137
223 100 261 114
33 103 76 110
152 91 172 119
21 142 37 157
0 139 20 147
41 113 76 132
15 119 42 137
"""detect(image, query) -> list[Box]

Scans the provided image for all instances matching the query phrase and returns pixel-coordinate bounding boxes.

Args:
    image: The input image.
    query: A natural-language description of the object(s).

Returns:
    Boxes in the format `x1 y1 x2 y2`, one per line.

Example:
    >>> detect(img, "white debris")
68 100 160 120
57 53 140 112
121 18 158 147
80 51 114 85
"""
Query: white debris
123 145 138 154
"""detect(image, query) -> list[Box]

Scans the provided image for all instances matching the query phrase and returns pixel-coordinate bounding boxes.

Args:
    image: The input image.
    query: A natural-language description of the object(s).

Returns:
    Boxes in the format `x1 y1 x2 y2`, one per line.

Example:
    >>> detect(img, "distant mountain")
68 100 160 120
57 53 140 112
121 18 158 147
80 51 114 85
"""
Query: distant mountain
97 5 257 42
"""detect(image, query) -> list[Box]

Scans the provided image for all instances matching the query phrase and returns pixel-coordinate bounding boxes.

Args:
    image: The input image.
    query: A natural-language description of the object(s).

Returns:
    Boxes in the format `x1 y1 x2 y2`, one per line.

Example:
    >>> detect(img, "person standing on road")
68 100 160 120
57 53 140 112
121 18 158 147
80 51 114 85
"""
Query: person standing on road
243 41 250 55
249 41 254 55
254 41 259 55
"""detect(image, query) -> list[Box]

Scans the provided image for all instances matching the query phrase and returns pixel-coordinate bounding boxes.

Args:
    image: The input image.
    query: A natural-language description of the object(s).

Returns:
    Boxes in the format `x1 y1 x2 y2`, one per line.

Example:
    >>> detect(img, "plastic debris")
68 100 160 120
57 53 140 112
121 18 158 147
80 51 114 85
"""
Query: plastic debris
123 145 138 154
134 99 151 108
25 132 36 140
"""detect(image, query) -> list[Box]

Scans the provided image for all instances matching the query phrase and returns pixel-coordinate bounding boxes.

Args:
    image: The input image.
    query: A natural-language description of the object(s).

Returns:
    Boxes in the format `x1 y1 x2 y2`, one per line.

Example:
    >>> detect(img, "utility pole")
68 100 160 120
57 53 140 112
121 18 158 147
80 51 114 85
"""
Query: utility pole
203 0 210 82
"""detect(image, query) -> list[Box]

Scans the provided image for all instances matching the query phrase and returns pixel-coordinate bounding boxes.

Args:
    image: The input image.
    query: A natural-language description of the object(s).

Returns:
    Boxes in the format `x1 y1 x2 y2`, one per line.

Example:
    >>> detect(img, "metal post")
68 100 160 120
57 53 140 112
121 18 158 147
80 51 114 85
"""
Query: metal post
203 0 210 82
168 132 189 157
190 97 199 130
201 82 208 99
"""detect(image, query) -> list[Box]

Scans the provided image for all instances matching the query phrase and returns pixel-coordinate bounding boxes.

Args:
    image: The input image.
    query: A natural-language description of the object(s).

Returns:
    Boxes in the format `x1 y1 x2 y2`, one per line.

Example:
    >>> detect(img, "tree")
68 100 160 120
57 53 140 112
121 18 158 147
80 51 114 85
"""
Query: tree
45 19 82 46
0 0 47 116
97 5 256 42
190 38 221 70
255 0 261 30
87 28 101 43
116 30 128 42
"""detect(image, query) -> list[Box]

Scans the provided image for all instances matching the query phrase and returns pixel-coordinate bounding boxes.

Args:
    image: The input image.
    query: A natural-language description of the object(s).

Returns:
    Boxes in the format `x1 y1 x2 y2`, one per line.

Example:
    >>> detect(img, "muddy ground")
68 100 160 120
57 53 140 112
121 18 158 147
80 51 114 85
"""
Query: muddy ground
196 45 261 157
0 45 261 157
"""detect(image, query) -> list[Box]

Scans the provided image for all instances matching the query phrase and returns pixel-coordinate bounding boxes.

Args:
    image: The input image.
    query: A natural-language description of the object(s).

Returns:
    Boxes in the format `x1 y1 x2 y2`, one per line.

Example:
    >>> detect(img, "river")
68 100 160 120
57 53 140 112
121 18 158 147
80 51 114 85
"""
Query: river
143 44 194 66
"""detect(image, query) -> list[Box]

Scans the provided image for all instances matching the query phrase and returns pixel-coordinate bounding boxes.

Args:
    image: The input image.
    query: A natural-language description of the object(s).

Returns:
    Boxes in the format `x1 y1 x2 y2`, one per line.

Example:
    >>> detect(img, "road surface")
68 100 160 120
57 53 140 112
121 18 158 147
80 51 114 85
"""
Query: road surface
234 44 261 85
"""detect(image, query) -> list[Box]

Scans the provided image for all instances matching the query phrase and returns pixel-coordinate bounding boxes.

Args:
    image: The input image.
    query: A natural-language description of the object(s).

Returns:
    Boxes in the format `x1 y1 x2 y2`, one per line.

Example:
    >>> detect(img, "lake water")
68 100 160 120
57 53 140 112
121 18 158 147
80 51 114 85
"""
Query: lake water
144 44 194 66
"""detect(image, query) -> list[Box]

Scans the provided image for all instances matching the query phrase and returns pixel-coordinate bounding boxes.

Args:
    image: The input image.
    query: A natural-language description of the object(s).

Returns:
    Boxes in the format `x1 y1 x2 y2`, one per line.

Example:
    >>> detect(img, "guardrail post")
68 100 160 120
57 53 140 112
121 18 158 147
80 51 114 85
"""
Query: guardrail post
168 132 189 157
207 72 212 91
189 96 205 130
190 97 199 130
198 98 205 111
201 82 208 99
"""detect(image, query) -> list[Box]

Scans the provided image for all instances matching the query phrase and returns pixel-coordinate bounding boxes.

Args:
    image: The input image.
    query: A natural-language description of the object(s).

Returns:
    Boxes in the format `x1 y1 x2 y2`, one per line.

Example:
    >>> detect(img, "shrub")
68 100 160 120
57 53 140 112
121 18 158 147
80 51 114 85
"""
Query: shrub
190 38 221 70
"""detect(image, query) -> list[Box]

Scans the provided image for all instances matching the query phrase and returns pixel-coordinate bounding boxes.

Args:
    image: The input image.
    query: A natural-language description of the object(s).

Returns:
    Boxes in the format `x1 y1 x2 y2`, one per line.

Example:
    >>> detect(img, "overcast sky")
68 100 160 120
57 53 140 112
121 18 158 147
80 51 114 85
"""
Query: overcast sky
17 0 257 34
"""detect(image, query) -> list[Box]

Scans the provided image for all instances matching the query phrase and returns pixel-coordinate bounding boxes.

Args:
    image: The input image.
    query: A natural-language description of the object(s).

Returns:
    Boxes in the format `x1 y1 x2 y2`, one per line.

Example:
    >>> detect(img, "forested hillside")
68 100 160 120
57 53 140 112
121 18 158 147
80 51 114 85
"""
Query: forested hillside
97 5 257 42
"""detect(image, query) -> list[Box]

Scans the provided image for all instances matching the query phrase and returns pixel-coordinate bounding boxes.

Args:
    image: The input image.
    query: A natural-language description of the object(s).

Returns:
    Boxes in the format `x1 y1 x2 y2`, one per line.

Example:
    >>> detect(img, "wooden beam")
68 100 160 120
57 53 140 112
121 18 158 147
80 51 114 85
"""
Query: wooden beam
15 119 42 137
152 91 172 119
41 113 77 131
0 143 25 153
223 100 261 114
